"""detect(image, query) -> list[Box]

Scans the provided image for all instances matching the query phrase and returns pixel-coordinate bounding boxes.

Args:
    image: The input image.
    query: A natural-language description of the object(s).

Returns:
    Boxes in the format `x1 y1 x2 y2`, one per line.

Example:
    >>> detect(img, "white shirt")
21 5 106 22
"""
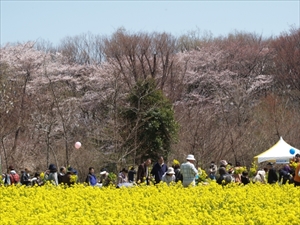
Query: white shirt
253 170 266 183
161 173 175 185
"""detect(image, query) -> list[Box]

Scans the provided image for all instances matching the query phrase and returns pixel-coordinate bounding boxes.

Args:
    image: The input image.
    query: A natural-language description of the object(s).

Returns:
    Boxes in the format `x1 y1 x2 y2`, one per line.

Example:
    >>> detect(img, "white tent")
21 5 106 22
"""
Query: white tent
254 137 300 164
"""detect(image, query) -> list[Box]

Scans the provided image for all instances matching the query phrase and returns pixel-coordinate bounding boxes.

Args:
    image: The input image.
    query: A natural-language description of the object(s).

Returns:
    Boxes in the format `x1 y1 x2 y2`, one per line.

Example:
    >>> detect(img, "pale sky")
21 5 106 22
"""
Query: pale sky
1 0 299 46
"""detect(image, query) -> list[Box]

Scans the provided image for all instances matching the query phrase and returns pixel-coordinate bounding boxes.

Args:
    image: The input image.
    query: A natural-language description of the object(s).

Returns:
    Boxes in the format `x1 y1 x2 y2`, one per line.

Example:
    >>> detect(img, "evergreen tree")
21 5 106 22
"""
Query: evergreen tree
121 78 178 162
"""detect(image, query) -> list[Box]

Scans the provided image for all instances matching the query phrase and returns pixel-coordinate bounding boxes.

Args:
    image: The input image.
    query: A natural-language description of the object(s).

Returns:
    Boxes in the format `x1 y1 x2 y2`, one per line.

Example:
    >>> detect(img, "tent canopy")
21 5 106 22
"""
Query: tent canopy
254 137 300 164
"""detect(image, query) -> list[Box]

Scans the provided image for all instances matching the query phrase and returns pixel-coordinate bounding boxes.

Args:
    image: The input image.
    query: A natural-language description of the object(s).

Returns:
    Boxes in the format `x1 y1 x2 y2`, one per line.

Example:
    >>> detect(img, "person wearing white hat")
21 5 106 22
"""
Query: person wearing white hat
161 167 176 185
99 168 109 186
180 154 198 187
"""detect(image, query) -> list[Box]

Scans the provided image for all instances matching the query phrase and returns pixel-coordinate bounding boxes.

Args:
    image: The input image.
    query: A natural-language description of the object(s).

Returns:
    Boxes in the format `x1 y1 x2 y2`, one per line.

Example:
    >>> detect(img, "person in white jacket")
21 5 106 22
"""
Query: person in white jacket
162 167 176 185
252 168 267 184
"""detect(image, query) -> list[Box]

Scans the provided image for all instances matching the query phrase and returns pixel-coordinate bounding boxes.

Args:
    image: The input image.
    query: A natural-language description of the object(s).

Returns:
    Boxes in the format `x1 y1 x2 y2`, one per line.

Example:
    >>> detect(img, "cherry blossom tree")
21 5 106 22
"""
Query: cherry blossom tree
1 29 299 176
171 33 276 165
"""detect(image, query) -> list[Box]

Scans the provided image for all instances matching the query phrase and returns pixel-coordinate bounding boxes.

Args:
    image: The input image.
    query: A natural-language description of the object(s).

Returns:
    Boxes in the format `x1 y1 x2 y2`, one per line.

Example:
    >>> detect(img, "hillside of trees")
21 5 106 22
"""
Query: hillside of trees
1 27 299 180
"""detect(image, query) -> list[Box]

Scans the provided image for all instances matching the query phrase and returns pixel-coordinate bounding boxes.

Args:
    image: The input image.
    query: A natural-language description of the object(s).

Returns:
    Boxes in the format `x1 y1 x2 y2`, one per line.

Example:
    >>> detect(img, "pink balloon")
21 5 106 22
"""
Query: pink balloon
75 142 81 149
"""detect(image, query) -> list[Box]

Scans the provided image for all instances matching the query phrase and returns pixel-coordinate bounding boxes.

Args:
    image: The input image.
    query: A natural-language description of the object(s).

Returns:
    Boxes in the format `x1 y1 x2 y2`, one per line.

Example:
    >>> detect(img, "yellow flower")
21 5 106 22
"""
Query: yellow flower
289 160 298 170
172 159 180 166
1 179 300 224
234 166 246 174
39 172 45 180
70 175 77 183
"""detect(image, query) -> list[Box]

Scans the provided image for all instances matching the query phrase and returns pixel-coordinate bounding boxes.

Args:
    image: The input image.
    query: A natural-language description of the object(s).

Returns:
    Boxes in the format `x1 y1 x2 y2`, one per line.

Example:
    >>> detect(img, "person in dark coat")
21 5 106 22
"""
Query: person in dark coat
136 159 151 184
241 171 250 185
128 167 136 183
279 164 293 184
151 156 168 184
174 164 183 183
267 162 278 184
20 168 31 186
217 167 233 185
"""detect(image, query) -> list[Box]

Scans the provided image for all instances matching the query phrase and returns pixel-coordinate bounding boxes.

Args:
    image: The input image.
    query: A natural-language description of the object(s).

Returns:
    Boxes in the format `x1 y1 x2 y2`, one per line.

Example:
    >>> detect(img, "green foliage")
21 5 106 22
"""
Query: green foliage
107 172 117 186
249 160 258 177
121 78 178 161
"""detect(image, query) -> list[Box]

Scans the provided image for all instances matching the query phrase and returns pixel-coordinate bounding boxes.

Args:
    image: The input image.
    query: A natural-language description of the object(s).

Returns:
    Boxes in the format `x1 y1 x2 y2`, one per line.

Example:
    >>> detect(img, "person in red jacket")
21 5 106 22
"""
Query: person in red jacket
5 165 20 185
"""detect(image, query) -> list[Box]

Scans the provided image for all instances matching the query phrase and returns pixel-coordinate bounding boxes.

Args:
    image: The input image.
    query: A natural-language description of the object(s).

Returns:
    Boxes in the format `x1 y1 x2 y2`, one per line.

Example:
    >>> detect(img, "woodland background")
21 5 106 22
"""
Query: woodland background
1 27 299 181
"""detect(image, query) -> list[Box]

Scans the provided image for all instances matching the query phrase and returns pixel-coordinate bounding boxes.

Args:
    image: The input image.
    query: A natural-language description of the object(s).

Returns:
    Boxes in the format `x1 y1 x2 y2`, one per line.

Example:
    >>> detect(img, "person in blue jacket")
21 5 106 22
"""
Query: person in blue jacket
151 156 168 184
85 167 98 186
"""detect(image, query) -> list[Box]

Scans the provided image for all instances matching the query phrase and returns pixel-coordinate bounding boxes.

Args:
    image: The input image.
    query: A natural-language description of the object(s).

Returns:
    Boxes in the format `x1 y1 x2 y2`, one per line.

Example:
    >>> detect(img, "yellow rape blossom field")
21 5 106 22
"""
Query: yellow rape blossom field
1 182 299 225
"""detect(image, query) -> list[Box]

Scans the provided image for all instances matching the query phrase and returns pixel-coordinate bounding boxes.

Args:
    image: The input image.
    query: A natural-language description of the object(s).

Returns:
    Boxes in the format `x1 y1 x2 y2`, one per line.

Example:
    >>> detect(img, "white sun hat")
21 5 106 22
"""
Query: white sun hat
220 160 228 166
186 154 196 161
166 167 175 175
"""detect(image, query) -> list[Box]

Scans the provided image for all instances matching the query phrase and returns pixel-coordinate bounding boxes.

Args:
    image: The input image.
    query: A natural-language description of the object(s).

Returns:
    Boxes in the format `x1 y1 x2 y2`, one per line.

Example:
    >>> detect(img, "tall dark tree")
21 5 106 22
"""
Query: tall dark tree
121 78 178 163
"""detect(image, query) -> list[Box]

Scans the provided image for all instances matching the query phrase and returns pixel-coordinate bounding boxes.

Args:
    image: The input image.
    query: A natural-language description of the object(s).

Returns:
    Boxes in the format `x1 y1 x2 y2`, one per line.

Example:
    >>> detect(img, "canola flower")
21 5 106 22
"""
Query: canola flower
1 182 300 225
249 161 258 177
197 168 207 182
290 160 298 170
39 172 45 180
233 166 246 175
172 159 180 166
69 175 77 183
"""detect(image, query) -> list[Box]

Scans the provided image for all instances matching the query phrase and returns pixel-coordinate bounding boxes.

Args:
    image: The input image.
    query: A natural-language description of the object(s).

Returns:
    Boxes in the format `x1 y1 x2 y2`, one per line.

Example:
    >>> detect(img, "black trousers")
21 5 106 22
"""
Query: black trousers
294 180 300 187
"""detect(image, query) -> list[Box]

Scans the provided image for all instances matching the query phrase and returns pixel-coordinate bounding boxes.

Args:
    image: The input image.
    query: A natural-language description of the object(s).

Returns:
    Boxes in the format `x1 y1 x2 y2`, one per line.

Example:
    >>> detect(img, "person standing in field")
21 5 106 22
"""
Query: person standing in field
136 159 151 185
173 163 183 183
151 156 168 184
216 167 234 185
128 166 136 183
161 167 176 185
232 161 243 184
208 161 218 180
4 165 20 186
293 154 300 187
278 164 293 184
58 166 66 184
20 167 32 186
118 168 128 184
241 171 250 185
45 164 59 186
99 169 110 186
180 154 198 187
31 172 44 186
252 168 267 184
266 162 278 184
85 167 100 187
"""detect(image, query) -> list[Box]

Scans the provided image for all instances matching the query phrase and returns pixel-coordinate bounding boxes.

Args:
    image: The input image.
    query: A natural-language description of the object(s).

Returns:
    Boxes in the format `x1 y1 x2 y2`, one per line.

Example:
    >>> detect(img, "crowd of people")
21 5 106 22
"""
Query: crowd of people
1 164 81 187
2 153 300 188
207 154 300 187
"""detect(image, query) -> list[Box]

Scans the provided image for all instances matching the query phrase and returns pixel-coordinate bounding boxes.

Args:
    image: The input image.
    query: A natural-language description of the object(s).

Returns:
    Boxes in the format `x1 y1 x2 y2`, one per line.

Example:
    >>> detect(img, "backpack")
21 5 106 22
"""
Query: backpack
279 169 290 178
21 172 30 185
223 174 234 184
10 173 20 184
